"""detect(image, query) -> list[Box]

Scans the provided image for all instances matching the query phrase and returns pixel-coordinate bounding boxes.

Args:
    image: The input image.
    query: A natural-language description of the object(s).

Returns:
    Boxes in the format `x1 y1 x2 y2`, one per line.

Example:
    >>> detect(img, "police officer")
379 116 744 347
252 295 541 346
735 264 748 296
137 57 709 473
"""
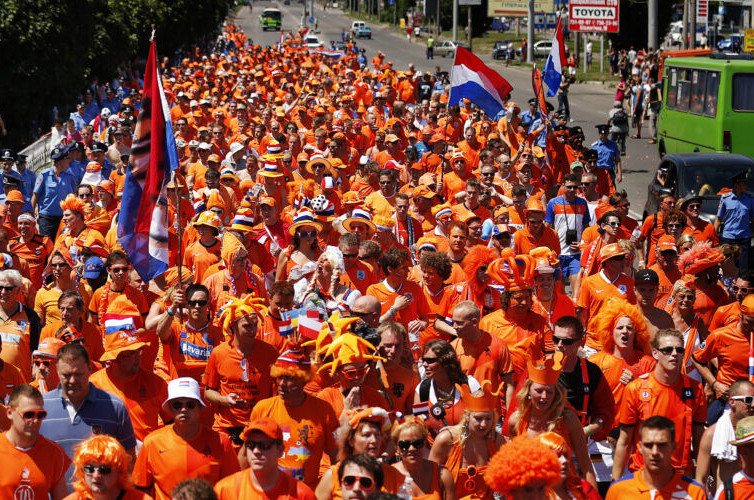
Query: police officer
14 154 36 212
715 171 754 270
0 148 16 187
90 141 115 179
32 144 78 239
591 124 622 185
66 141 88 184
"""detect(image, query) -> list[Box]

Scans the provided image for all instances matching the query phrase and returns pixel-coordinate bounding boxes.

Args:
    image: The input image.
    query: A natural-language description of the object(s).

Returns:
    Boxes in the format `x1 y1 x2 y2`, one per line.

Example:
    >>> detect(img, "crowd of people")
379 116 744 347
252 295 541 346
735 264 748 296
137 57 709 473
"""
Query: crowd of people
0 19 752 500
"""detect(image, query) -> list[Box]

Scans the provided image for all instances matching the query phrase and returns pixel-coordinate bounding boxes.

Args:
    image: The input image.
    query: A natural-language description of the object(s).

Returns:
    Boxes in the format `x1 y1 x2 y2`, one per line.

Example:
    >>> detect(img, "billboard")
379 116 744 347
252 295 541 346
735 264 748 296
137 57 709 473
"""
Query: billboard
488 0 555 17
569 0 619 32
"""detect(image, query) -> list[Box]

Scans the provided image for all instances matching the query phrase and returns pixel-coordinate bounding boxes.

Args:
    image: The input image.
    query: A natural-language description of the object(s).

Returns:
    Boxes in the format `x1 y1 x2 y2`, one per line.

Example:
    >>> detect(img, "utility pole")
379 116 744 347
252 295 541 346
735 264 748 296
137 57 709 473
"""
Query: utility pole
689 0 697 48
453 0 459 41
648 0 658 49
527 0 534 62
681 0 688 48
467 6 472 49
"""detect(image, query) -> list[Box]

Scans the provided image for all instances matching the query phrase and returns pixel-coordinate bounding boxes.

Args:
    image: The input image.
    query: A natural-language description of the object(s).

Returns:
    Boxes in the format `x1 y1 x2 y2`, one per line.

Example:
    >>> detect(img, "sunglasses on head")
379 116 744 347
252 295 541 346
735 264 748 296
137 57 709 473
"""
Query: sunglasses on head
398 438 426 451
552 335 579 346
83 465 112 475
171 400 198 411
342 476 374 489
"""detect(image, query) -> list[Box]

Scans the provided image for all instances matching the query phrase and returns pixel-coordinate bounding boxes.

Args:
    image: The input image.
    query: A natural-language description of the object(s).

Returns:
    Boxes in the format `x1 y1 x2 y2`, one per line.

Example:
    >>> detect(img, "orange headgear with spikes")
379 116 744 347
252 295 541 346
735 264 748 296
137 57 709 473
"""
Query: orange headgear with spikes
456 380 503 412
528 352 564 385
218 295 268 334
59 193 88 215
487 252 536 292
319 333 386 376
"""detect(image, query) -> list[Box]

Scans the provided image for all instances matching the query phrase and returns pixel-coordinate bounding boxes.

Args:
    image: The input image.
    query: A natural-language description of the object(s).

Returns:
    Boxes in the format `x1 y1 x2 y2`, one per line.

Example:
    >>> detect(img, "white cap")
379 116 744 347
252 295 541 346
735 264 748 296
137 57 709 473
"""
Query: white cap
229 142 244 155
163 377 205 407
175 139 186 148
197 142 212 150
359 155 369 165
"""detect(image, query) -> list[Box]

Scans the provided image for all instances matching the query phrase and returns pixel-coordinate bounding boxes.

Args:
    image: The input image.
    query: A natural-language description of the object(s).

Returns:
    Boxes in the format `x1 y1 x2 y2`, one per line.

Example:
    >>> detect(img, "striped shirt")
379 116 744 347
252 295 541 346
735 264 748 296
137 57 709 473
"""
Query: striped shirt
545 195 591 256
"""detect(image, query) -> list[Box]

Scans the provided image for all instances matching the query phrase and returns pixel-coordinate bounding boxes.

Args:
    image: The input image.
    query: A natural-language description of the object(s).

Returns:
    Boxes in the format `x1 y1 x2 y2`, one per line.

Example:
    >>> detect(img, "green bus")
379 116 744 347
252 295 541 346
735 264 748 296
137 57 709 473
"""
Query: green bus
657 53 754 157
260 8 282 30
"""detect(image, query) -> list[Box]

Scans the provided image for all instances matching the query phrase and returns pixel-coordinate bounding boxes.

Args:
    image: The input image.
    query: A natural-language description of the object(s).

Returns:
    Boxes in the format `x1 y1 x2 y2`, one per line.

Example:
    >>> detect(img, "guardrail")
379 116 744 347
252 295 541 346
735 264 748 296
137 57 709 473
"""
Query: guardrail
20 133 54 173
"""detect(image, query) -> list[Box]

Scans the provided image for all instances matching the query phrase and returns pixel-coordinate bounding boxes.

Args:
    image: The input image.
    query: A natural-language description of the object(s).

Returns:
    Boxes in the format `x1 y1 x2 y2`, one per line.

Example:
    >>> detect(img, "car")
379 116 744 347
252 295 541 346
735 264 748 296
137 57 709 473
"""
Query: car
351 21 366 31
354 25 372 39
490 17 509 32
434 40 468 57
259 8 282 31
332 40 349 51
492 41 508 59
304 35 322 48
643 153 754 223
718 34 743 52
532 40 552 57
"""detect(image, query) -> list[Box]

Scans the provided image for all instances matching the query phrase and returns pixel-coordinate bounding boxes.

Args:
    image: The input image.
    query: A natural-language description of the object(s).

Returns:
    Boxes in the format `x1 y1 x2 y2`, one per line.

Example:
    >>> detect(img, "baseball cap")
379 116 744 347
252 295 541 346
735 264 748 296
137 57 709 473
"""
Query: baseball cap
82 256 106 279
100 331 148 362
599 243 628 262
656 235 678 253
163 377 206 407
241 417 283 442
634 268 659 285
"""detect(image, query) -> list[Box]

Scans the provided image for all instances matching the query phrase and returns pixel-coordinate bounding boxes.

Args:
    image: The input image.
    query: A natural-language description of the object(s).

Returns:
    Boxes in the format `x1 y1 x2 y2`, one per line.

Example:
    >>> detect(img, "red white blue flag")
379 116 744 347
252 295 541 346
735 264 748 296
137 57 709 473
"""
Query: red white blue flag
449 46 513 120
542 12 567 97
118 38 179 281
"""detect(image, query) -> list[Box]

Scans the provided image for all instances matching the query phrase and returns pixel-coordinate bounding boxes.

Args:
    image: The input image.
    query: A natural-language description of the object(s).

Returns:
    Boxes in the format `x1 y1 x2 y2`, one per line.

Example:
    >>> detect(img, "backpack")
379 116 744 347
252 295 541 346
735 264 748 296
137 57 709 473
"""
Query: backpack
612 109 628 126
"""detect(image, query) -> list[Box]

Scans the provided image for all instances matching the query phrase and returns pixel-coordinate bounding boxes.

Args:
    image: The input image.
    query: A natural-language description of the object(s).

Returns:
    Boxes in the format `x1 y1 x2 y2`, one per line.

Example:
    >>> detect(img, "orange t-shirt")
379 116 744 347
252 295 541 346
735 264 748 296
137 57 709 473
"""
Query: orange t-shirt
316 385 390 419
513 226 561 255
422 283 465 348
183 239 222 285
162 321 225 382
215 469 316 500
0 362 25 401
588 351 655 416
256 312 297 355
366 279 431 333
710 302 740 332
451 203 492 224
682 221 718 246
0 432 70 499
89 284 149 323
451 331 513 391
692 283 732 325
40 320 105 364
340 261 378 295
64 490 152 500
649 263 682 308
713 472 754 500
639 212 665 267
693 322 749 388
576 271 638 349
0 305 36 380
133 424 240 500
440 170 473 204
605 469 707 500
380 364 420 415
202 339 278 430
531 292 575 329
479 309 553 374
250 395 339 488
364 190 397 219
8 234 53 290
89 367 170 442
618 372 706 474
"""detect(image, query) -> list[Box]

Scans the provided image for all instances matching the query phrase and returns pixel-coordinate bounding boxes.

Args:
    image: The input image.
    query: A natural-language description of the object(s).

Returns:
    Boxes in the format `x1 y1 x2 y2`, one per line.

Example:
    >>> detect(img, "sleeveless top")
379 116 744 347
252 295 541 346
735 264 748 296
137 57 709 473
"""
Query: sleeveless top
445 436 497 500
412 461 444 500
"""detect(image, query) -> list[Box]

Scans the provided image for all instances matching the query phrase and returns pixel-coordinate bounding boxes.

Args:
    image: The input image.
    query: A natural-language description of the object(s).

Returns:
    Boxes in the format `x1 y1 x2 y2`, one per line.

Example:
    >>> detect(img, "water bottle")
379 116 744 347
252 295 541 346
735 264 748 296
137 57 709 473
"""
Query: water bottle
397 476 413 500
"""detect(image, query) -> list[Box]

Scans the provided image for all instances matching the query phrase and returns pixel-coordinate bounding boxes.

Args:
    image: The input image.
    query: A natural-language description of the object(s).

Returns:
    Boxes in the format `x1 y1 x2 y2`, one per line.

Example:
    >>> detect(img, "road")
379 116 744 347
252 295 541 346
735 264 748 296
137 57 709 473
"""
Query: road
234 3 658 217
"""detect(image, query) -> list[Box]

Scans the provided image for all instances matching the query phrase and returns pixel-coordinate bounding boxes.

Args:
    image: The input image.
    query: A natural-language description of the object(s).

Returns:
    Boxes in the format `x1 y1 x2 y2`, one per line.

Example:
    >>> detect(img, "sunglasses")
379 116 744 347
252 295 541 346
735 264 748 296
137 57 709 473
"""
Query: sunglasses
171 400 198 411
605 221 621 227
0 285 16 292
298 230 318 238
657 346 684 355
341 367 367 380
552 336 579 346
581 182 595 186
609 255 626 262
731 396 754 406
686 204 701 209
34 359 51 367
397 438 426 451
246 439 278 451
188 299 208 307
481 172 495 177
83 465 113 475
110 266 129 273
733 286 751 294
342 476 374 489
421 356 439 364
13 408 47 420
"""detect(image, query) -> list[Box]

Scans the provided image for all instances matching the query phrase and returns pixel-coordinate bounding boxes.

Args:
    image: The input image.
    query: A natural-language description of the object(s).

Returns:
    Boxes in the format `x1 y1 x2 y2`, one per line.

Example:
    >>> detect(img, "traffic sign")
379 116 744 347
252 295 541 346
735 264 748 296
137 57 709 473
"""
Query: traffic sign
460 0 482 5
309 16 315 22
534 12 558 28
569 0 619 32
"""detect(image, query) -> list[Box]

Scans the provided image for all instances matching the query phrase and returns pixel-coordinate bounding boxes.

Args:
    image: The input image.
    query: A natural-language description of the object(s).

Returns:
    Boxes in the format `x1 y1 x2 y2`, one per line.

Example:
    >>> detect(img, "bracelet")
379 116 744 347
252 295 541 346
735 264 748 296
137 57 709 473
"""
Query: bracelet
167 308 176 317
584 426 592 437
387 307 396 318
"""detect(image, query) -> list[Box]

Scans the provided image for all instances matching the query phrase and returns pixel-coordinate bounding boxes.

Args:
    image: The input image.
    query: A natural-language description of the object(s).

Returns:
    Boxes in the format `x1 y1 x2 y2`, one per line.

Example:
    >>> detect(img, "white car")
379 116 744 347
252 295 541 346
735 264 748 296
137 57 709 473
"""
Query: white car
434 40 468 57
304 35 322 48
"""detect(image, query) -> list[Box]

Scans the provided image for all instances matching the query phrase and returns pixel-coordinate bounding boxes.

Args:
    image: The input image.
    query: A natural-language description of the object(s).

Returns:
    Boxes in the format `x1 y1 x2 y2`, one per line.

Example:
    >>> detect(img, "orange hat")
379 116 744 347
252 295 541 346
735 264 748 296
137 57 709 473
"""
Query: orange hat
259 196 276 207
594 202 612 222
431 203 453 221
460 211 482 224
488 252 535 292
241 418 283 442
32 338 65 359
412 185 437 199
741 295 754 315
678 241 726 276
528 352 564 385
163 267 194 288
219 295 268 333
385 134 400 143
485 436 561 496
193 210 222 231
101 330 148 362
656 235 678 253
530 247 559 274
5 190 24 204
205 189 226 213
429 133 446 144
329 158 347 169
341 191 364 206
524 201 545 215
416 236 441 252
97 180 116 196
208 154 222 164
599 243 628 262
457 381 503 412
345 407 392 432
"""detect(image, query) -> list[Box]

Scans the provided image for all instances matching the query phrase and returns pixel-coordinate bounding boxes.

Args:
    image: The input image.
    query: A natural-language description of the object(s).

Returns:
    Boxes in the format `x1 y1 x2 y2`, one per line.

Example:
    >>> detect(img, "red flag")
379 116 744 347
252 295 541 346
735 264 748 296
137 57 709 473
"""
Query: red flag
532 66 550 119
298 310 322 340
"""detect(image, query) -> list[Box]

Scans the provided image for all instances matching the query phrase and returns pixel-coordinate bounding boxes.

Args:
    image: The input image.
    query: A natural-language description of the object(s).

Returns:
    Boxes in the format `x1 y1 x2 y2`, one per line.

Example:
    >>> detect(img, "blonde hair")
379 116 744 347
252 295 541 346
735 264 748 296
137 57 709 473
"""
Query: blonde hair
515 378 567 436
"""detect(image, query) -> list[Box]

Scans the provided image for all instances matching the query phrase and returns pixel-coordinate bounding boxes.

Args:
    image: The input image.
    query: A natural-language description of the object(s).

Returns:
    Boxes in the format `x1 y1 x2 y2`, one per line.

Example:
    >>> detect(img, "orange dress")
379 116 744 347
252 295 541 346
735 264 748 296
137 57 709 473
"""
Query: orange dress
412 462 445 500
445 438 497 500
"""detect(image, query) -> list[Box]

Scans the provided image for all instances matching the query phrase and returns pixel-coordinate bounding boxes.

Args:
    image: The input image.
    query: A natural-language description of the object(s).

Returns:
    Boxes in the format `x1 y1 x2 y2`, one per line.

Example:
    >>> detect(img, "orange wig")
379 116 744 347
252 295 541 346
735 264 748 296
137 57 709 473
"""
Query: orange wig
461 246 498 303
595 298 651 355
59 193 88 215
72 435 131 495
537 432 587 499
484 436 561 495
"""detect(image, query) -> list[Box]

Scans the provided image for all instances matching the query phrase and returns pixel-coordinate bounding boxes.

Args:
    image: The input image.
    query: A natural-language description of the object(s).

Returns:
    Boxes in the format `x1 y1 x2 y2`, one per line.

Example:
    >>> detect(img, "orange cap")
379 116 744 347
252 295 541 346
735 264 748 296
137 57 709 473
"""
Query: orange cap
599 243 628 262
100 331 148 362
742 295 754 316
241 417 283 441
656 235 678 253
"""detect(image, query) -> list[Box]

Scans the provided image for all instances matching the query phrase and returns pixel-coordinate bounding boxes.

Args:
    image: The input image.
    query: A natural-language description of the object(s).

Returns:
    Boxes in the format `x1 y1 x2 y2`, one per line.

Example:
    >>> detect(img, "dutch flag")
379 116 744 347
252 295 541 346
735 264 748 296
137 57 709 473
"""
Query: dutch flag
448 46 513 121
542 12 567 97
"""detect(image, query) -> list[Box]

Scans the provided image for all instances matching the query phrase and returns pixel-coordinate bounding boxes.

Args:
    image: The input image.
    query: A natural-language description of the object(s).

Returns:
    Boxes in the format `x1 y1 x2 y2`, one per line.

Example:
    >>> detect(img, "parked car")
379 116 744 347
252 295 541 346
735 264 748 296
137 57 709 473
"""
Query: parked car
351 21 366 31
354 25 372 39
718 34 743 52
533 40 552 57
490 17 509 32
434 40 468 57
643 153 754 223
492 41 507 59
304 35 322 48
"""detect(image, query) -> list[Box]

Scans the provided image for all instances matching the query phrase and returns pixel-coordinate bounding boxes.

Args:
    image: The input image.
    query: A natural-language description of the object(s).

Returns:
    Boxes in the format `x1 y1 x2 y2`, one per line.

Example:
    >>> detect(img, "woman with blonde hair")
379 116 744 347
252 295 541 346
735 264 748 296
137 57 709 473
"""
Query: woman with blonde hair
588 298 655 412
507 354 597 489
537 432 602 500
429 383 507 499
666 276 707 381
391 418 455 500
66 434 151 500
300 248 360 317
676 233 696 255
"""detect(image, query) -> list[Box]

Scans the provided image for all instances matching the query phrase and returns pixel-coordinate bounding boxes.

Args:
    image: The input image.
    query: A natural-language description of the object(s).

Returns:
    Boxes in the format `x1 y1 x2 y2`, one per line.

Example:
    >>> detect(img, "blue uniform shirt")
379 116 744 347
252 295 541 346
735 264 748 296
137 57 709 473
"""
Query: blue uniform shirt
591 139 621 170
33 166 78 216
69 111 86 131
40 383 136 485
68 160 88 184
717 191 754 239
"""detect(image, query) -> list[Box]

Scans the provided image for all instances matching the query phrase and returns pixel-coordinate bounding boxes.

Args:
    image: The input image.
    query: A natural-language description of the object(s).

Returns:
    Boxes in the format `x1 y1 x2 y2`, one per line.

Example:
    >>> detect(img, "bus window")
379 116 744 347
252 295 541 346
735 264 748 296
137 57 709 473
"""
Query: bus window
690 70 706 114
677 69 691 111
732 74 754 112
705 71 719 117
666 68 678 109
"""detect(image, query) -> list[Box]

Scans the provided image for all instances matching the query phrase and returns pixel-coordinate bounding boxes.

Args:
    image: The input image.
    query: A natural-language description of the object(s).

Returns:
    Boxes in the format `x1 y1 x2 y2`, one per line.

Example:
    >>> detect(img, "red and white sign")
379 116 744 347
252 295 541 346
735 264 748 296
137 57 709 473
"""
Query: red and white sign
696 0 708 24
569 0 620 32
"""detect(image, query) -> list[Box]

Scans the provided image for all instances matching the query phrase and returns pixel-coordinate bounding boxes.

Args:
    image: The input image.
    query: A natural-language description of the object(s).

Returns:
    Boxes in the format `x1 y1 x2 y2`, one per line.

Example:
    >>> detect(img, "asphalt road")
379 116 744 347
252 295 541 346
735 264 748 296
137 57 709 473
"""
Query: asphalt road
234 3 658 218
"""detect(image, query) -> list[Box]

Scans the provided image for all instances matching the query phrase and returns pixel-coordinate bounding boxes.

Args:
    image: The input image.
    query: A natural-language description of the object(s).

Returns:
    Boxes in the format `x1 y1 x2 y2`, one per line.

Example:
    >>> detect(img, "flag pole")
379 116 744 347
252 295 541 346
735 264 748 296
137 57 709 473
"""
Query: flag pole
439 48 460 198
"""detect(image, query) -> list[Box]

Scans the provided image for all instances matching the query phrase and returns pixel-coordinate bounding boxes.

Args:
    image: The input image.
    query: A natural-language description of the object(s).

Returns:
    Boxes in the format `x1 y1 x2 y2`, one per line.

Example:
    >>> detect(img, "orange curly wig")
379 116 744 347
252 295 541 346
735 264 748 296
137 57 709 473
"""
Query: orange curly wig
461 246 498 301
59 193 88 215
72 435 131 495
484 436 561 495
595 297 651 355
677 240 724 276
